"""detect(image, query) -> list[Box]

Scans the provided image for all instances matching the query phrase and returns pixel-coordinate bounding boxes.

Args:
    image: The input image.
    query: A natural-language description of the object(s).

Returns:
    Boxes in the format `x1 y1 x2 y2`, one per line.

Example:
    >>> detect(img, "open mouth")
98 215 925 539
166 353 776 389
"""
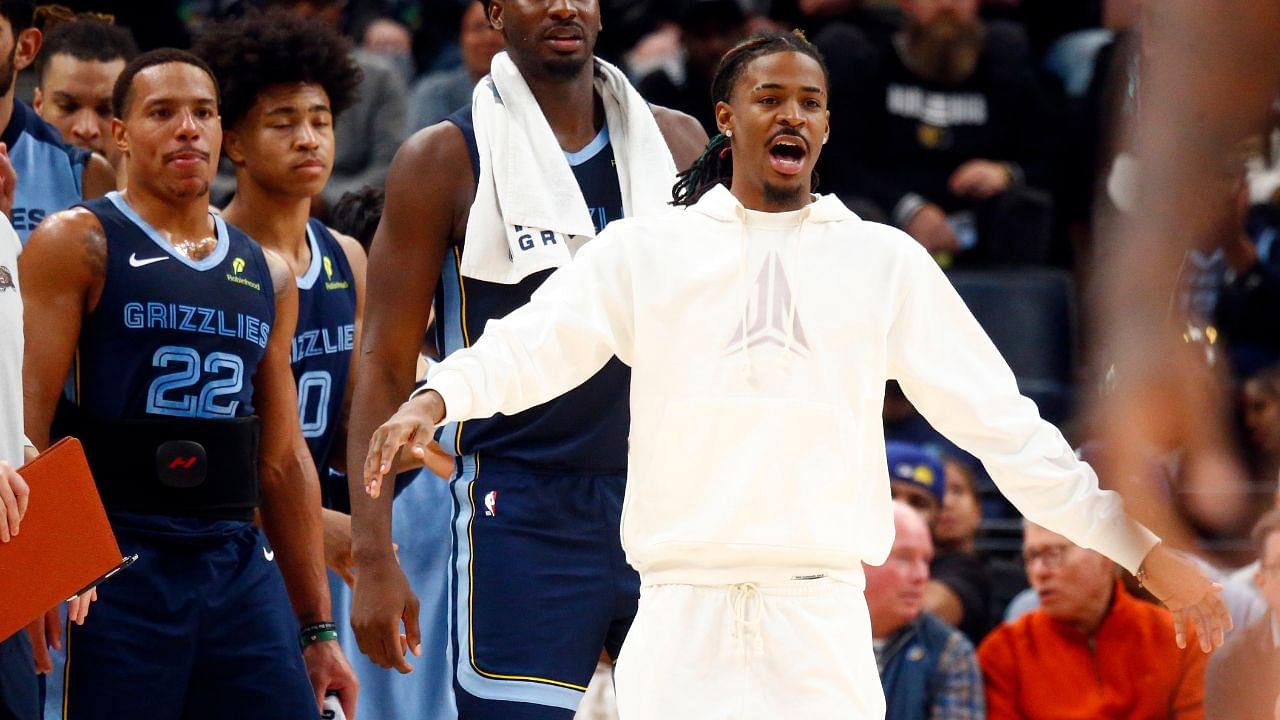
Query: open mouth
768 136 807 176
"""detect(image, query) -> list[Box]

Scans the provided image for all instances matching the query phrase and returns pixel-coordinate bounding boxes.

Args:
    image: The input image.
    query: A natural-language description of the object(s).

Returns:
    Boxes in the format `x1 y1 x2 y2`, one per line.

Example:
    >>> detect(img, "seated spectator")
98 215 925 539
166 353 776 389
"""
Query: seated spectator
926 455 994 644
979 522 1207 719
817 0 1055 265
32 17 137 187
1207 509 1280 719
265 0 407 218
886 440 944 524
637 0 752 137
406 0 503 132
866 501 984 720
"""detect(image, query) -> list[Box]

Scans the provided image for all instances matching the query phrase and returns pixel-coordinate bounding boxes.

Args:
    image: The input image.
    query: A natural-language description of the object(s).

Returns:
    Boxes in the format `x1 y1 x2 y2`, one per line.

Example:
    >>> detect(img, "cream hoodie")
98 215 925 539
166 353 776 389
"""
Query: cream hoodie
425 185 1158 586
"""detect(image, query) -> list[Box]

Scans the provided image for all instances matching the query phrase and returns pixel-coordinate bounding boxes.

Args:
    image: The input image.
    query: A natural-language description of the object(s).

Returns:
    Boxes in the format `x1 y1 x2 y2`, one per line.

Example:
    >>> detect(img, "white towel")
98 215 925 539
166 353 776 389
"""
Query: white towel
462 51 677 284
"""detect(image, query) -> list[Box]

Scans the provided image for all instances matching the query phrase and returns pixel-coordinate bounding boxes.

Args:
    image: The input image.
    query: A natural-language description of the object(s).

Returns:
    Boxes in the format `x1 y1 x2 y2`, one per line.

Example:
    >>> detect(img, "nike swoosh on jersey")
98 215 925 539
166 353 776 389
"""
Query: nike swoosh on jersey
263 547 275 562
129 253 169 268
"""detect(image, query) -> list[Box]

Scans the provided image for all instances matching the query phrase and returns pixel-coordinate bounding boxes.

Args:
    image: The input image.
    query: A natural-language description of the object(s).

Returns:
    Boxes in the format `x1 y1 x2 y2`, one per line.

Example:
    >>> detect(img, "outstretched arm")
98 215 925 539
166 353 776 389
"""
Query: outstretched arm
885 238 1228 649
364 226 637 495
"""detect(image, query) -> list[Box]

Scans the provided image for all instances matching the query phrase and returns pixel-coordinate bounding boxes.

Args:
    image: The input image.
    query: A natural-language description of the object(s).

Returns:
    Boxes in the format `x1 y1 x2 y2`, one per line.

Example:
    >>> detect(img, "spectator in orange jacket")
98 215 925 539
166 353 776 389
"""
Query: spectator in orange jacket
978 522 1207 719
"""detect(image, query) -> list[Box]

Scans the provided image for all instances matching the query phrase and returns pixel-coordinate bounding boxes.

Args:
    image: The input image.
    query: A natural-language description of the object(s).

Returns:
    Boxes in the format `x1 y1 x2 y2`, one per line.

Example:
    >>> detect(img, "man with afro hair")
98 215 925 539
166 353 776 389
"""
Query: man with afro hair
196 14 451 717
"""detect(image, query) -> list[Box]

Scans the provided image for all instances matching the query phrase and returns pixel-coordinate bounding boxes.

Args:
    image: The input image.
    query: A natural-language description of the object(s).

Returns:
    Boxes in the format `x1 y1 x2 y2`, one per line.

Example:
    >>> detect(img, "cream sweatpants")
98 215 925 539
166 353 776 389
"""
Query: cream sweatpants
614 577 886 720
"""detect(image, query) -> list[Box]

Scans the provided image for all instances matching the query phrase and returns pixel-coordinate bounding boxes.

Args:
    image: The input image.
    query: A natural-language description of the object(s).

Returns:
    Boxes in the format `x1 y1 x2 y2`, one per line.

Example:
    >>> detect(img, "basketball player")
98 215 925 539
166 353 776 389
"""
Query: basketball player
33 16 138 187
365 31 1232 719
19 49 357 718
195 9 370 579
0 1 114 240
346 0 705 716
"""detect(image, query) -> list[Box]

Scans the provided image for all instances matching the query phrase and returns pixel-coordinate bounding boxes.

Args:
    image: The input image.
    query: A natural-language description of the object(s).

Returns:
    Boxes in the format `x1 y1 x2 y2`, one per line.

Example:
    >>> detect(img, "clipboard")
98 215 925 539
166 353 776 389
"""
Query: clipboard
0 437 135 640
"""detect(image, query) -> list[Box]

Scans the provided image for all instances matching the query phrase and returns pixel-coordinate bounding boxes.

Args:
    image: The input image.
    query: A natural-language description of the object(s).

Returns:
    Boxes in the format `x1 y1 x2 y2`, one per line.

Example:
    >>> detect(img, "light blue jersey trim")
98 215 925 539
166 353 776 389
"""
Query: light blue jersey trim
564 123 609 167
450 455 585 711
105 191 229 271
295 224 323 290
437 250 467 456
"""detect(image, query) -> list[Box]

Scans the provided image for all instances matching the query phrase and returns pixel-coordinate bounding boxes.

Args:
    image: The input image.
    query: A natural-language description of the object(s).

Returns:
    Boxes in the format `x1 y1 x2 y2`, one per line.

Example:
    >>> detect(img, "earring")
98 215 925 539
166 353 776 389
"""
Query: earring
725 129 733 138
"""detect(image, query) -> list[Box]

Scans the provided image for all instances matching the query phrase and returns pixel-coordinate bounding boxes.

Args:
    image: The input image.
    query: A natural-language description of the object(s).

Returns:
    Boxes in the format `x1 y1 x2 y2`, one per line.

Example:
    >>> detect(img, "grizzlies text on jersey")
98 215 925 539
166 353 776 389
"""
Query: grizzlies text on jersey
71 191 275 420
291 219 356 480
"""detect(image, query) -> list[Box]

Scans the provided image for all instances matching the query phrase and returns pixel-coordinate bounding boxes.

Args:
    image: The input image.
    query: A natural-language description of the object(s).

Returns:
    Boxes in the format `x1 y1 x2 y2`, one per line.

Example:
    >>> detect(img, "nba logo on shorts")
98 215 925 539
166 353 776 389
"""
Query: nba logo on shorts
484 490 498 517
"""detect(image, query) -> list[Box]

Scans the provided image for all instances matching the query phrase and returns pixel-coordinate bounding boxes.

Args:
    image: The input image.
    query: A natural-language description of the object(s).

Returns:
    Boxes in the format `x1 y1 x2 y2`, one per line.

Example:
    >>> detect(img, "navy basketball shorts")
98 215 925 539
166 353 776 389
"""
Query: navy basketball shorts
62 514 316 719
449 456 637 720
0 631 37 720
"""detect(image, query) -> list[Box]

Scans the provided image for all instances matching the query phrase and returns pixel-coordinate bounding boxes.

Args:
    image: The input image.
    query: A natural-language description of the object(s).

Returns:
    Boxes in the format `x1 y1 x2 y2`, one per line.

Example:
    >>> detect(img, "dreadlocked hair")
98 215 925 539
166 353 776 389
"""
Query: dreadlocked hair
670 29 829 207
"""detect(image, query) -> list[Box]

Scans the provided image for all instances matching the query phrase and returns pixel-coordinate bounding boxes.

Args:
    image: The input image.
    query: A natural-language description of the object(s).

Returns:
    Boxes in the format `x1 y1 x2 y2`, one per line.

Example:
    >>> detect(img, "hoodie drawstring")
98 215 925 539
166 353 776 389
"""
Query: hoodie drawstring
729 582 764 656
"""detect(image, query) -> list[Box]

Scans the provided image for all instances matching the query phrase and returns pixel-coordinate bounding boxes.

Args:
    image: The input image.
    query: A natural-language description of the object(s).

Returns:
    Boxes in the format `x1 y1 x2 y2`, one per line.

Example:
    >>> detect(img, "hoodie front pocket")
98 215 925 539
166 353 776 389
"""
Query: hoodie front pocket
628 396 862 554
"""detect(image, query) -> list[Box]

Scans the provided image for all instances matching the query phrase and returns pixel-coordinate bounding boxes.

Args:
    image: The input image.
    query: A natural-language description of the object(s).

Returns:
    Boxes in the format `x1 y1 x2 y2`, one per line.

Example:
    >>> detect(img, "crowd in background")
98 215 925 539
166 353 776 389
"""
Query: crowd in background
11 0 1280 717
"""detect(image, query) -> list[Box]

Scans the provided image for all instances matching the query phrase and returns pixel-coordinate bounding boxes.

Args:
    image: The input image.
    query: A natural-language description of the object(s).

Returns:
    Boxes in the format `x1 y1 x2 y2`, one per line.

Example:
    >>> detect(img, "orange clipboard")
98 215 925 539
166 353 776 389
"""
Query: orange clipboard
0 437 136 640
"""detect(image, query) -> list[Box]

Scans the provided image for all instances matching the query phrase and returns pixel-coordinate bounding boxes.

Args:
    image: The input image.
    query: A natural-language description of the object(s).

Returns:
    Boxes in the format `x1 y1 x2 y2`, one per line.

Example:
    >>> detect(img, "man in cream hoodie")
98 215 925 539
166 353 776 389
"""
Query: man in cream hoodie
364 30 1232 720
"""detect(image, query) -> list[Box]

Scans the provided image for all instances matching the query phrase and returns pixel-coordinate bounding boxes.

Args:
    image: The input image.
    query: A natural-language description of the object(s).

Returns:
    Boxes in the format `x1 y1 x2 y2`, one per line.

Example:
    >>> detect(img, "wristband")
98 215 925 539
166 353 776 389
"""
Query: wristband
300 621 339 647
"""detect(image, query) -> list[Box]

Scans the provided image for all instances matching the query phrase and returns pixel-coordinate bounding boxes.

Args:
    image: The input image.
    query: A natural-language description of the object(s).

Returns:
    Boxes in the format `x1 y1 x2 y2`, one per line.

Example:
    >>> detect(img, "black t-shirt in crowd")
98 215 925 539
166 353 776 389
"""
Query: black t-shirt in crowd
931 550 994 645
818 20 1054 219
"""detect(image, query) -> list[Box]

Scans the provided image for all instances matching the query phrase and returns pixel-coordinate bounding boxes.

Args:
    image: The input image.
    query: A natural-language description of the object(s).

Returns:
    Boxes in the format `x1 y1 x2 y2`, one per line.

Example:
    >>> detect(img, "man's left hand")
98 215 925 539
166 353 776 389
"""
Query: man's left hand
1139 543 1232 652
948 159 1012 201
304 639 360 719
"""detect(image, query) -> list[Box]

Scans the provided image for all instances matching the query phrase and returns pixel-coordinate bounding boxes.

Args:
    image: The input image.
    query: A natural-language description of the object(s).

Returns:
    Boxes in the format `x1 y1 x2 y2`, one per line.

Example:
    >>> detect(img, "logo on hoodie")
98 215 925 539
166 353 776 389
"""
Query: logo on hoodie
725 250 810 356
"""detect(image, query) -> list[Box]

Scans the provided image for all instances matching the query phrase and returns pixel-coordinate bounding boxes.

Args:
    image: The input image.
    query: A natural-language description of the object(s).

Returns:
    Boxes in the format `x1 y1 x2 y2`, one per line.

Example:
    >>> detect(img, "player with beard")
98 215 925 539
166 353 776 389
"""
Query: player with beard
346 0 705 717
19 49 358 718
33 16 138 189
0 1 114 241
364 30 1230 719
816 0 1053 263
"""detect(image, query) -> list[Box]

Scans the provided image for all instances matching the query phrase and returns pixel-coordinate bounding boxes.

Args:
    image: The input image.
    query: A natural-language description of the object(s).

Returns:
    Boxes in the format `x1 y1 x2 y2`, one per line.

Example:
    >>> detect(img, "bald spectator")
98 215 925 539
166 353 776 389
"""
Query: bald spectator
979 522 1207 719
866 502 984 720
887 440 944 525
1205 510 1280 720
405 0 503 132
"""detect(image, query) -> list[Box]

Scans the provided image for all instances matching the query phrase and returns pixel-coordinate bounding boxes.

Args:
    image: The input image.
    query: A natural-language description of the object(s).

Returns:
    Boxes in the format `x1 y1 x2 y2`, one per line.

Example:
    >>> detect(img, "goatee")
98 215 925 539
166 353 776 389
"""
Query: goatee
763 181 804 209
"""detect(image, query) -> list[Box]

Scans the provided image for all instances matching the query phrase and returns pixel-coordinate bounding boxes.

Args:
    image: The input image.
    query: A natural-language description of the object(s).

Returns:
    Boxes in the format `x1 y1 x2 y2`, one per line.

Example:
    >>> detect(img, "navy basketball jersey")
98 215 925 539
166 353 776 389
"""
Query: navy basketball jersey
71 192 275 420
5 100 88 241
291 219 356 470
439 105 629 472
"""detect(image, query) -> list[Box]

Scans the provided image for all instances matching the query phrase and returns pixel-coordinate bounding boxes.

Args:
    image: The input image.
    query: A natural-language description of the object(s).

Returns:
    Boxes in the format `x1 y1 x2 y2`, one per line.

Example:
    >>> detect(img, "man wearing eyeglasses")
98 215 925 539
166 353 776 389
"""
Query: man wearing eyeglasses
1206 510 1280 720
977 522 1208 719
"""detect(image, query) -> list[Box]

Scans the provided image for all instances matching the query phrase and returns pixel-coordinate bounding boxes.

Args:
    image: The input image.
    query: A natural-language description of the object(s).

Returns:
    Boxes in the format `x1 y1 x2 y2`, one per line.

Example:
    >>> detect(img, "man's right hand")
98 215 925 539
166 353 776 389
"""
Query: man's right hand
364 390 446 499
904 203 960 255
350 556 421 673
